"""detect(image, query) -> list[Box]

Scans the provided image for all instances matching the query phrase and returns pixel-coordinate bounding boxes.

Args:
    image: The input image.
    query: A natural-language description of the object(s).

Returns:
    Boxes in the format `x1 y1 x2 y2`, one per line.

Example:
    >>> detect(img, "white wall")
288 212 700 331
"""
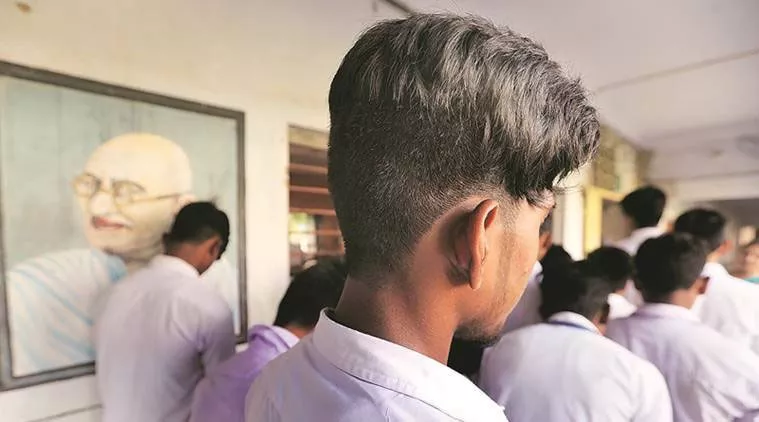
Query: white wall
0 0 401 420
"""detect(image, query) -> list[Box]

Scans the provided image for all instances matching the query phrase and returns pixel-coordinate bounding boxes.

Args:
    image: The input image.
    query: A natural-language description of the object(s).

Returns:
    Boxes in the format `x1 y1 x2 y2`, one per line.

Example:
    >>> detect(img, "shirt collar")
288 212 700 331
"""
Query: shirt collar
248 324 300 348
547 311 600 334
701 262 728 279
630 226 664 240
311 311 505 421
635 303 699 322
150 255 199 278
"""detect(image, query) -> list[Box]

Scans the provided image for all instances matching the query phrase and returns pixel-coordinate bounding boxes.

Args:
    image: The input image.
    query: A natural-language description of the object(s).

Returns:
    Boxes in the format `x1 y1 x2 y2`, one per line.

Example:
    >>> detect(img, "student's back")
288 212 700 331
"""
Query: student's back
607 305 759 421
697 262 759 353
482 318 670 421
97 261 232 422
674 209 759 354
606 233 759 422
480 261 671 422
95 203 235 422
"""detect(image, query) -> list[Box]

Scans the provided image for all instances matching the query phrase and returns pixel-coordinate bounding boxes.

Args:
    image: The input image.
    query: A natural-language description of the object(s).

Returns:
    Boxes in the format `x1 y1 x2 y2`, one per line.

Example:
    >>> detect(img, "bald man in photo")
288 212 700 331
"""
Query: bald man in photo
7 133 235 375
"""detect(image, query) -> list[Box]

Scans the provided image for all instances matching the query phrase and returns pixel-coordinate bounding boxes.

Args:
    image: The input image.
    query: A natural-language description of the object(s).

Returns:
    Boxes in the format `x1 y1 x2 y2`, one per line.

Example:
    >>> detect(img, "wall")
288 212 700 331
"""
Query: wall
0 0 400 420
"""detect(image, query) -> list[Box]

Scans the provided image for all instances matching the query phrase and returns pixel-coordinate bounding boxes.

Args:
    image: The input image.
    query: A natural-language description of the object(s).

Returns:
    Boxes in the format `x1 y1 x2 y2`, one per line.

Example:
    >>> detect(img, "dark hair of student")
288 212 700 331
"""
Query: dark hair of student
619 186 666 229
327 14 599 280
163 201 230 256
673 208 727 253
273 259 348 329
634 233 708 302
539 260 613 321
540 244 573 273
587 247 634 292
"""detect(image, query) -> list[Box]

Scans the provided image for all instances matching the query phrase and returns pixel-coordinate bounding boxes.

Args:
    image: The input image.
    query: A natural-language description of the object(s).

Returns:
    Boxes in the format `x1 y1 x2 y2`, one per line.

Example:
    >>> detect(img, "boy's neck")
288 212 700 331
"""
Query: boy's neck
645 290 697 310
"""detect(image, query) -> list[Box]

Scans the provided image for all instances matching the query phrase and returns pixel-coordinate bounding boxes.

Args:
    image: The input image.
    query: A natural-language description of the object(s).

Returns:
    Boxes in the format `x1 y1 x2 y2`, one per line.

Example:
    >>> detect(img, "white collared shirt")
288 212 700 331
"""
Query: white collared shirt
95 255 235 422
614 226 664 256
695 262 759 355
501 262 543 333
480 312 671 422
608 292 637 320
607 303 759 422
245 311 508 422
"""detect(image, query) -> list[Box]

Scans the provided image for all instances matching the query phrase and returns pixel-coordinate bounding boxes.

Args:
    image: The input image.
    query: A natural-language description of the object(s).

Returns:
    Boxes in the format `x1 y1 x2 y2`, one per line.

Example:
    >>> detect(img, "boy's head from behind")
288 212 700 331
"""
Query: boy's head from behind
274 259 347 337
540 260 613 329
673 208 728 259
620 186 666 230
634 233 709 308
587 247 634 294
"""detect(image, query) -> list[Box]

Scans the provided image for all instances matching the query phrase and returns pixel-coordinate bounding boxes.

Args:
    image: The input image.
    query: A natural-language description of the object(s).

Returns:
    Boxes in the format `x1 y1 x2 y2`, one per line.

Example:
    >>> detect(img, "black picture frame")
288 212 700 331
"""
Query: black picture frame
0 60 248 391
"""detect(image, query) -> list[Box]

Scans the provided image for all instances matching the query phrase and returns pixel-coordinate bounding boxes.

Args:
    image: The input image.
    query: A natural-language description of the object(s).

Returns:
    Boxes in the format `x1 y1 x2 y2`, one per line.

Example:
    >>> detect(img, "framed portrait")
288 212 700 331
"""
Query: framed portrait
0 61 247 390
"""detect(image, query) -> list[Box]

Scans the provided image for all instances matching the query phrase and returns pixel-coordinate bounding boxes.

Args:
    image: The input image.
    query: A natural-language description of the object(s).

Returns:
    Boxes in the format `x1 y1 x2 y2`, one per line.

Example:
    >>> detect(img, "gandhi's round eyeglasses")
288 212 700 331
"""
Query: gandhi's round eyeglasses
72 173 183 207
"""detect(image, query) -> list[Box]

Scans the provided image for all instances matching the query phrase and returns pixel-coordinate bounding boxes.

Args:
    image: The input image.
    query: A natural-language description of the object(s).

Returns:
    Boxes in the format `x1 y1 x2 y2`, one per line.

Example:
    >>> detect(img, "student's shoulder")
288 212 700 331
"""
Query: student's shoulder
172 281 230 318
605 315 635 338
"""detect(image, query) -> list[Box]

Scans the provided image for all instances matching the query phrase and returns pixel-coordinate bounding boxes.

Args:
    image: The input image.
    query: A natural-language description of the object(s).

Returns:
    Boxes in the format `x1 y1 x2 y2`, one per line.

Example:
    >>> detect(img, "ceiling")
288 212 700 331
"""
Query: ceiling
401 0 759 153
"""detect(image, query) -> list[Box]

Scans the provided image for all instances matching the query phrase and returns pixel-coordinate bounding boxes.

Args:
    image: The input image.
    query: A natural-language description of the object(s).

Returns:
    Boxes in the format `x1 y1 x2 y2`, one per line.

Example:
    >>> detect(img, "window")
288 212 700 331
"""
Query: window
288 127 343 272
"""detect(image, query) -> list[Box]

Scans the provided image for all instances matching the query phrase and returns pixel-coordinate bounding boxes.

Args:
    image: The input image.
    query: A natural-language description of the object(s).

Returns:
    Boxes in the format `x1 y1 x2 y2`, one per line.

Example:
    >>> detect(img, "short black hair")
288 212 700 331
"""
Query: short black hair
164 202 230 255
273 259 347 328
635 233 708 300
328 14 599 278
587 247 634 292
673 208 727 252
620 186 666 228
539 260 612 321
541 244 573 272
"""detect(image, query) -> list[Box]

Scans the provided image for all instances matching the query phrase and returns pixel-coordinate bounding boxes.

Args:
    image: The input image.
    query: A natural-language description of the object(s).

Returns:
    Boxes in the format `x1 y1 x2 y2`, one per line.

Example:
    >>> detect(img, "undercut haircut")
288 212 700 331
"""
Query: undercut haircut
635 233 708 300
620 186 666 228
274 259 347 328
539 260 612 321
328 14 600 277
673 208 727 252
163 202 230 256
587 247 635 292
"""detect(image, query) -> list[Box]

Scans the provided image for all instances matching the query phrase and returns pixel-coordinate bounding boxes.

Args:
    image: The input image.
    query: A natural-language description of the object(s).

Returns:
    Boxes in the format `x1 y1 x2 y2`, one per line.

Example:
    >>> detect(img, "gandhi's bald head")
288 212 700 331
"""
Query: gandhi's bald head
74 133 193 262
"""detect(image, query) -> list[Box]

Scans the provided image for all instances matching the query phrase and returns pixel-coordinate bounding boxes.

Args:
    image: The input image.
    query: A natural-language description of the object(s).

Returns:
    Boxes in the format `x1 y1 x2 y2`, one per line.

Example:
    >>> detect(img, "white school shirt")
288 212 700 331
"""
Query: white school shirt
608 292 637 320
480 312 672 422
606 303 759 422
501 262 543 333
245 311 508 422
694 262 759 355
95 255 236 422
614 226 664 256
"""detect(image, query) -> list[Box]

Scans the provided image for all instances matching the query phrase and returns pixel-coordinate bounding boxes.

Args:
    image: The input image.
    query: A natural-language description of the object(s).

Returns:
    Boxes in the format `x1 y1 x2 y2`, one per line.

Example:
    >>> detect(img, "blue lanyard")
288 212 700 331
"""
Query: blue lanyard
545 320 596 333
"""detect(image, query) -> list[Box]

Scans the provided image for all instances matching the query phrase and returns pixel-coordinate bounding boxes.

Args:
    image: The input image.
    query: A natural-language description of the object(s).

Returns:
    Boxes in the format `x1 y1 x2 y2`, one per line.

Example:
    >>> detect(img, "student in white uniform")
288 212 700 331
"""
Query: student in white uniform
606 233 759 421
245 14 600 422
614 186 667 307
480 260 672 422
95 202 236 422
673 208 759 354
587 247 637 319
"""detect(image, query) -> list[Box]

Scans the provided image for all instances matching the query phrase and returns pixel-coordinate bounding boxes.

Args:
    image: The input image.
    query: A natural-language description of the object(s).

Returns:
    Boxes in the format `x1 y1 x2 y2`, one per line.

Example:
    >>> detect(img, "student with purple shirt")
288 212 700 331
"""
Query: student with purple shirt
189 259 347 422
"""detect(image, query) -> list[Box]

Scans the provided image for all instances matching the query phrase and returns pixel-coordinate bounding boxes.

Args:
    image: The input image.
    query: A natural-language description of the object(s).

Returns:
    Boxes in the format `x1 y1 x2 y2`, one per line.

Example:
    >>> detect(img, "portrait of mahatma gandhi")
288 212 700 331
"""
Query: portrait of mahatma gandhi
73 133 195 269
6 133 239 377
